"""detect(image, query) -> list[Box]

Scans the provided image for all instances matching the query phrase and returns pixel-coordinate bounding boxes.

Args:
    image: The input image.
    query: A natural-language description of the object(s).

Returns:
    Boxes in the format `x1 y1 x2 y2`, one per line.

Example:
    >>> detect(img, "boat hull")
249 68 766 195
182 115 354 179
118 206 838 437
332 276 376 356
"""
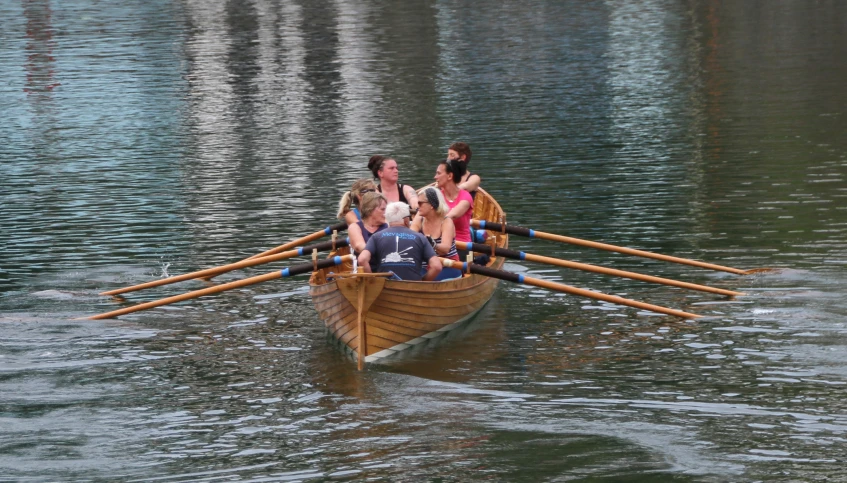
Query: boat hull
309 187 507 365
310 257 503 362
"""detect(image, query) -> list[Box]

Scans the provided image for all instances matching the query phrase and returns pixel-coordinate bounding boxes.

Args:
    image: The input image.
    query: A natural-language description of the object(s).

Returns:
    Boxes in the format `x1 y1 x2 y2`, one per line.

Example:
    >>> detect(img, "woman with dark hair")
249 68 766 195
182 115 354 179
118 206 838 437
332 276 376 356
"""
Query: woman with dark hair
447 142 481 199
367 155 419 211
347 191 388 253
411 187 463 280
434 159 473 260
337 178 377 225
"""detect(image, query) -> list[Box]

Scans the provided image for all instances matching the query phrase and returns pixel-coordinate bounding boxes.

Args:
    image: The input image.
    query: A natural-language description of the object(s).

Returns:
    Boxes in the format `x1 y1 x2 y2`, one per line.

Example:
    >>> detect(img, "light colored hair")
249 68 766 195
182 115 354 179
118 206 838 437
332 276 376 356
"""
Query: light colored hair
419 187 448 216
385 202 411 224
337 179 377 219
359 191 387 220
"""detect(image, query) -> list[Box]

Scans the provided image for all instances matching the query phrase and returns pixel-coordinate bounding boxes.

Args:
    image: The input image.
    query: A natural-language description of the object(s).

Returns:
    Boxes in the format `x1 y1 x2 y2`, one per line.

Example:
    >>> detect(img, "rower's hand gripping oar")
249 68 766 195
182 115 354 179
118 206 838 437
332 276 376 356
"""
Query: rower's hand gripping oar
472 220 770 275
83 254 355 320
441 258 700 319
457 241 743 297
101 238 350 296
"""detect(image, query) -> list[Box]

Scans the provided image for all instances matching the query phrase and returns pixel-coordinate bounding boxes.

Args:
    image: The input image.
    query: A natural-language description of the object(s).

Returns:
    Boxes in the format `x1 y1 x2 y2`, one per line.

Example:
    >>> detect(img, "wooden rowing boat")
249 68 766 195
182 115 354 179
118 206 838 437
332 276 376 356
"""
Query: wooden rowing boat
308 187 508 368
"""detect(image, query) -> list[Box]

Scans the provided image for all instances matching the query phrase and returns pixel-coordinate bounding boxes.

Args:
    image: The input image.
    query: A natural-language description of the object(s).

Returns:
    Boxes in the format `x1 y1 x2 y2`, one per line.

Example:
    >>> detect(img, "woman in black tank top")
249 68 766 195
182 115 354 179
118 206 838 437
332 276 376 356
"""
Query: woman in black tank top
447 142 480 199
368 155 419 211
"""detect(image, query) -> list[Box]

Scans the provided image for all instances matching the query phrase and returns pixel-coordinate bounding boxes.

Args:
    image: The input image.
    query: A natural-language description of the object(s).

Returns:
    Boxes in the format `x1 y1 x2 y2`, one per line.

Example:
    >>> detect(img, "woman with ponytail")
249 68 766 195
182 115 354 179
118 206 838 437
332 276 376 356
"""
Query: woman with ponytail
337 178 377 225
433 159 474 260
446 142 480 200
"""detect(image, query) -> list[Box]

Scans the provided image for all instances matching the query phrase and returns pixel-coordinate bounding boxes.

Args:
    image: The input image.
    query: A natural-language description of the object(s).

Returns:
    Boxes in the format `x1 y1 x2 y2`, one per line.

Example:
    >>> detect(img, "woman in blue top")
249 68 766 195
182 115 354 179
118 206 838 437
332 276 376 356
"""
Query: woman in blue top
348 191 388 253
337 178 377 225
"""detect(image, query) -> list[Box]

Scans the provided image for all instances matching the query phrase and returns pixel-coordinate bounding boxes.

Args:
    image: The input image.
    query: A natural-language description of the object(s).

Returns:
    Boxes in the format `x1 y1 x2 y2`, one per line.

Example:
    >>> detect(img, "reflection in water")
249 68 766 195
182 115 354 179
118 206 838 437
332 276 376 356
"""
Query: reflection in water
602 0 719 254
692 1 847 271
20 0 61 190
1 0 847 481
23 0 59 95
332 0 381 164
254 1 310 164
180 0 245 248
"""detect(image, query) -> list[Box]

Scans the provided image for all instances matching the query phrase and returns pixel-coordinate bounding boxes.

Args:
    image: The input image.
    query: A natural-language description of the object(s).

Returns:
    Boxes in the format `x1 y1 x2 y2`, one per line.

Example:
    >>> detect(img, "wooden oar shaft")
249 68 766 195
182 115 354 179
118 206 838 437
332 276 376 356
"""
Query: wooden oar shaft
472 220 748 275
101 238 350 296
442 259 700 319
85 255 354 320
89 272 281 320
457 242 742 297
246 222 347 260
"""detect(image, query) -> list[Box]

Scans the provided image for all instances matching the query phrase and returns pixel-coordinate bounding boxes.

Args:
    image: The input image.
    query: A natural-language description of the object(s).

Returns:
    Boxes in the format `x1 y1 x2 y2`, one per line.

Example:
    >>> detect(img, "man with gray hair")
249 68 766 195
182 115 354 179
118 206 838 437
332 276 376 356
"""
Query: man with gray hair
358 202 442 281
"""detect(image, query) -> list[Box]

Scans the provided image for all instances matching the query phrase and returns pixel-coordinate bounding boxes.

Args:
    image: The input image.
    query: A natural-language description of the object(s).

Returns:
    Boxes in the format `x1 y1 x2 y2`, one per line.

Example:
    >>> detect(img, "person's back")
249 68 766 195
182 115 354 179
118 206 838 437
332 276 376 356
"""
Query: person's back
366 226 434 281
358 202 442 281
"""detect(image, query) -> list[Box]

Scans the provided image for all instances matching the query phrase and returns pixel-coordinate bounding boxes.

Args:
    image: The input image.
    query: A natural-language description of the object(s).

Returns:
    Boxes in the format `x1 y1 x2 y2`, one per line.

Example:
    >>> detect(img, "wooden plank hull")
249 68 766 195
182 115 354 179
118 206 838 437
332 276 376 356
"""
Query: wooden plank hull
309 187 507 364
310 258 503 362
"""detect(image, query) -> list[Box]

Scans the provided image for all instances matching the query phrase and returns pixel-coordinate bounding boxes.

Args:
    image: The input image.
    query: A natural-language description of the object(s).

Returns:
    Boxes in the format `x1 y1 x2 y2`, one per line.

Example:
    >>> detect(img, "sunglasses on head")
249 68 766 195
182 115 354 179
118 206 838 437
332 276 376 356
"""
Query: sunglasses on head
359 188 375 194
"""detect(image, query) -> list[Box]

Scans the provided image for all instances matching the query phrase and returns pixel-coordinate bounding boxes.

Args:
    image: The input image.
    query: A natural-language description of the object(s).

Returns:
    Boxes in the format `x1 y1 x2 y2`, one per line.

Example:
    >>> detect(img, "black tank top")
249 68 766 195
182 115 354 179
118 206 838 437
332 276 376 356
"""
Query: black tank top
465 172 478 201
377 183 408 204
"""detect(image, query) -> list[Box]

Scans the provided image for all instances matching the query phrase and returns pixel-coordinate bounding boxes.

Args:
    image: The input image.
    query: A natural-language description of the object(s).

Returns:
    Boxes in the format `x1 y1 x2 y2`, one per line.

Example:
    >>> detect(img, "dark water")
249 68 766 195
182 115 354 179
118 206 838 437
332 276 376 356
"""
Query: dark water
2 0 847 481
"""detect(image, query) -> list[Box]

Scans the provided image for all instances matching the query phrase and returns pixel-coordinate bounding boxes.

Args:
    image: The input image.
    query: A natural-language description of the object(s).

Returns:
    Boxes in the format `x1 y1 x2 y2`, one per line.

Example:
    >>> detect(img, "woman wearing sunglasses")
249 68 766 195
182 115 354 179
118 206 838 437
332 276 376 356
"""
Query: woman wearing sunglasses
411 187 463 281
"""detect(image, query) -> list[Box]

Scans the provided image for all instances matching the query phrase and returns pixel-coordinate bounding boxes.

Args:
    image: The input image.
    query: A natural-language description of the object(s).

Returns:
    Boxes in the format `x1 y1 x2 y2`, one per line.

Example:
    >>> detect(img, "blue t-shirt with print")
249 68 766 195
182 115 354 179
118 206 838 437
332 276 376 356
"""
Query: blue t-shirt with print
364 226 437 281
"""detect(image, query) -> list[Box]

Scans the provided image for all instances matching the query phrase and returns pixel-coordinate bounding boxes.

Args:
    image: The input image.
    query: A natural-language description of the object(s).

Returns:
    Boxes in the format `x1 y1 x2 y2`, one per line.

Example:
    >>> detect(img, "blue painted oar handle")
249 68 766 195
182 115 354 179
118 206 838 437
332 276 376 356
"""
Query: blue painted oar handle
295 237 350 256
282 255 348 277
325 222 348 234
464 242 526 261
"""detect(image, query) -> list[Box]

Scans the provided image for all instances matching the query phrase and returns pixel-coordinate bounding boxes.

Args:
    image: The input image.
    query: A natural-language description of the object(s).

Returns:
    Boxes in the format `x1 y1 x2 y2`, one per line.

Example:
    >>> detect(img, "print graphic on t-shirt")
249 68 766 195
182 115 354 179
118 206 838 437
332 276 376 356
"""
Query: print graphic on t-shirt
382 236 414 264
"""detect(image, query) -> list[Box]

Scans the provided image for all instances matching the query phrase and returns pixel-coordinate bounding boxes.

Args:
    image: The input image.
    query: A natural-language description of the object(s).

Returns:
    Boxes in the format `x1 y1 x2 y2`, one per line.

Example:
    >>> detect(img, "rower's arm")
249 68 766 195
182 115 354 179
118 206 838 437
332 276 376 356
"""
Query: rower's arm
357 250 373 273
446 200 470 220
348 223 367 252
423 256 442 281
434 219 456 256
404 184 419 210
459 174 480 193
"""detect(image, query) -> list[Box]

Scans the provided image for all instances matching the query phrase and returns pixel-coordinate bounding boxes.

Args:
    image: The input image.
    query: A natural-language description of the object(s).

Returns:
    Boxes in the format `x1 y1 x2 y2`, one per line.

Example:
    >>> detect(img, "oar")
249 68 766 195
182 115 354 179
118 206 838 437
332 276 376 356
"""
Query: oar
101 238 350 296
196 222 348 283
246 222 348 260
441 259 700 319
457 241 742 297
84 255 354 320
472 220 756 275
